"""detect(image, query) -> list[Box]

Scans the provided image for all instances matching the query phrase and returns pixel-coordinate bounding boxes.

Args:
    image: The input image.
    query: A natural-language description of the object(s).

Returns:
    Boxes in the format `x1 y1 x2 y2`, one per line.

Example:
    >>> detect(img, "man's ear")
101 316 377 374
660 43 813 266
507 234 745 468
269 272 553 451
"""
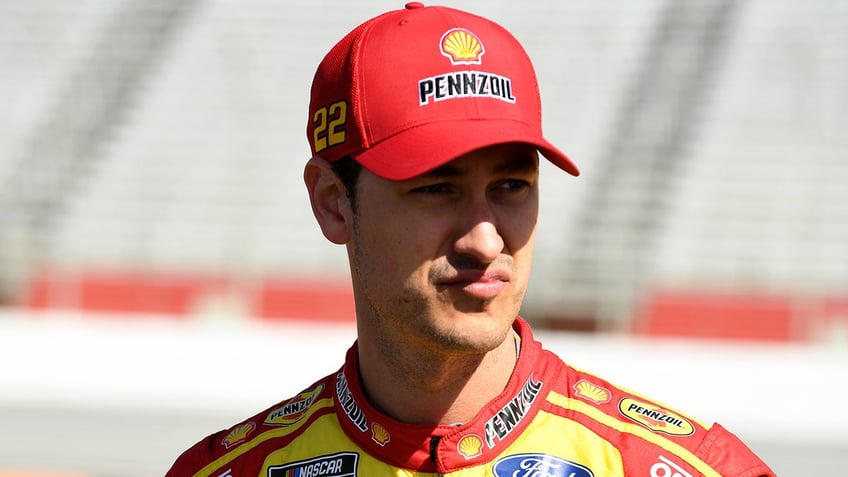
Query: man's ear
304 156 353 245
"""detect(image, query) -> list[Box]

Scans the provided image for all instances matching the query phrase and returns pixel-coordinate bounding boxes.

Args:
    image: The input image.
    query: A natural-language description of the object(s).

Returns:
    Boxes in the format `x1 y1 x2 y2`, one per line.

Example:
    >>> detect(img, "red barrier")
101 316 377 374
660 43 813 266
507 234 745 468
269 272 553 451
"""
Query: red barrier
22 269 355 322
22 270 844 340
636 289 797 342
256 279 354 322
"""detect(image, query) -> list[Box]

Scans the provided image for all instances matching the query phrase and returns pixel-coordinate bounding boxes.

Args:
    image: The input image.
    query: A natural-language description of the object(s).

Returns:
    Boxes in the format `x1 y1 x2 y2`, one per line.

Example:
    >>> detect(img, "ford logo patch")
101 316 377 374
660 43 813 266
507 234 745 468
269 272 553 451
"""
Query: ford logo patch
493 454 594 477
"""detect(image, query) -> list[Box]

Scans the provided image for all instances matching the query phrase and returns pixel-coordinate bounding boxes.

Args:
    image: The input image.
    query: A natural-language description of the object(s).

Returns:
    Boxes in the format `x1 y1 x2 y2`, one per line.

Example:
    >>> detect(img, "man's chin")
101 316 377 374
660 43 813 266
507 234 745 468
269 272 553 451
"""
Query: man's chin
432 312 516 352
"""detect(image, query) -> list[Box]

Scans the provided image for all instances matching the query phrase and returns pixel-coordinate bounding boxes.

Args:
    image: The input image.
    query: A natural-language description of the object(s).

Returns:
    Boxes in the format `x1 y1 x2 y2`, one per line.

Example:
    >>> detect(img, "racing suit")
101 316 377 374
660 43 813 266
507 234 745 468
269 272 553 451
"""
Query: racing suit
166 318 775 477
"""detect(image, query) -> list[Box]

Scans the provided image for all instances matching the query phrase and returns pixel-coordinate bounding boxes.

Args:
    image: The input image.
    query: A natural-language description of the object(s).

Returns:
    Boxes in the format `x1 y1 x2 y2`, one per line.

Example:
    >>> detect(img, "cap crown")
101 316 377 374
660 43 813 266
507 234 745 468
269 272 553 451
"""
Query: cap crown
307 3 578 179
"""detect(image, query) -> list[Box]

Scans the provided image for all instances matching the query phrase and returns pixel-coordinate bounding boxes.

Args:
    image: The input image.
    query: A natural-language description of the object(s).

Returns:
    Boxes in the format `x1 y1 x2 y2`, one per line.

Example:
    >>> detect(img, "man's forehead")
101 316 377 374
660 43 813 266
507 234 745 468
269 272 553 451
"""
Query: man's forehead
419 144 539 178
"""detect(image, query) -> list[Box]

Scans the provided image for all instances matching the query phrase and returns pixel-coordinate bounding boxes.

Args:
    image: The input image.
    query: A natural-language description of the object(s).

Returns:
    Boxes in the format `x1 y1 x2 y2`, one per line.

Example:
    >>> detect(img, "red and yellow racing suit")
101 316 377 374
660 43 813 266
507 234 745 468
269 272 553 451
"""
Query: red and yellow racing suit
166 318 775 477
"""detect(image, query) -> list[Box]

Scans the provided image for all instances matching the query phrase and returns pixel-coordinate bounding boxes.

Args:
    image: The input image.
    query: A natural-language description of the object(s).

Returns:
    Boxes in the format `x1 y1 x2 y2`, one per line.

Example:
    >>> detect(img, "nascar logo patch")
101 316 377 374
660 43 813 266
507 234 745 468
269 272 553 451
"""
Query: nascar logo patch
268 452 358 477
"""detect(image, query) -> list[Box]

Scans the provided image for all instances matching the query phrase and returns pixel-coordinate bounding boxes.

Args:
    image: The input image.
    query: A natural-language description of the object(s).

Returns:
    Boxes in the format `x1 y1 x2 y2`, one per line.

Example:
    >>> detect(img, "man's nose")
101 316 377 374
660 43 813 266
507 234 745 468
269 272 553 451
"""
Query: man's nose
452 200 504 264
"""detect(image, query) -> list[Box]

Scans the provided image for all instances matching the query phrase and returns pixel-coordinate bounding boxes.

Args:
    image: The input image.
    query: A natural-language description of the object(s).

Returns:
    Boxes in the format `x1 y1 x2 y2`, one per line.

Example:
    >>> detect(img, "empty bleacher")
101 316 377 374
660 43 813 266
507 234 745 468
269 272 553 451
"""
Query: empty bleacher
656 0 848 290
0 0 846 341
643 0 848 341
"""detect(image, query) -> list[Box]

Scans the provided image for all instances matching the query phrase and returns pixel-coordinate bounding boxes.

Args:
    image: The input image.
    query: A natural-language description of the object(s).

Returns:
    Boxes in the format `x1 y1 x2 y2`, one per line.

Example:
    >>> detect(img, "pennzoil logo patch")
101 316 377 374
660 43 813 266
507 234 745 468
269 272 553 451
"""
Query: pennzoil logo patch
336 371 368 432
418 71 515 106
418 28 515 106
266 384 325 426
268 452 359 477
619 398 695 436
484 374 543 448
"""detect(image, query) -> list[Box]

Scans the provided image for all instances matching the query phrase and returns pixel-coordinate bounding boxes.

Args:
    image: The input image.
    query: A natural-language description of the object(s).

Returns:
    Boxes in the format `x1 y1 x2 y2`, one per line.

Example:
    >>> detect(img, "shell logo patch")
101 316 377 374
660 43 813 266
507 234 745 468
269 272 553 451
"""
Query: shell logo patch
371 422 391 447
457 434 484 459
573 379 612 404
221 421 256 449
440 28 484 65
265 384 325 426
419 28 514 106
619 398 695 436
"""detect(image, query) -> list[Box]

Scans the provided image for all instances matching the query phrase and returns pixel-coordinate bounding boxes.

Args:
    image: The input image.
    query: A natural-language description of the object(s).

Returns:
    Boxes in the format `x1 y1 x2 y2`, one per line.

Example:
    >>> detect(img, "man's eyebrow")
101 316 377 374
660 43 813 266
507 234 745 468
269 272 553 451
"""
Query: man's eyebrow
423 163 465 179
495 155 539 174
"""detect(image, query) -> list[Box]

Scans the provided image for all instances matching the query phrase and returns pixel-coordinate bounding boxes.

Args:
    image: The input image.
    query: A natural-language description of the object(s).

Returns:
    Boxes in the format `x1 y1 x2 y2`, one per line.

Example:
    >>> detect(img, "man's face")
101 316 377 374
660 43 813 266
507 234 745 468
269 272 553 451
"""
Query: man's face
347 143 539 356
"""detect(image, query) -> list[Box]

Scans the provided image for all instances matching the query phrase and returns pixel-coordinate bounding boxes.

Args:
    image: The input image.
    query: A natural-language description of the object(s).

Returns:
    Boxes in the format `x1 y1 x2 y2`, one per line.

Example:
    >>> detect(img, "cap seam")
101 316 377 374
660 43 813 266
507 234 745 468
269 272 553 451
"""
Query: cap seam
350 13 393 150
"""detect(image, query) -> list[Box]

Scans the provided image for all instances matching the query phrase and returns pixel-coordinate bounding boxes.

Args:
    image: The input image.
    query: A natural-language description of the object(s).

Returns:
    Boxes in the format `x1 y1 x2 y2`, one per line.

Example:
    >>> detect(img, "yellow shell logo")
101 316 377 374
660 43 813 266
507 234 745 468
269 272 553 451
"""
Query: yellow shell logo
371 422 391 447
573 379 612 404
440 28 485 65
457 434 484 459
221 421 256 449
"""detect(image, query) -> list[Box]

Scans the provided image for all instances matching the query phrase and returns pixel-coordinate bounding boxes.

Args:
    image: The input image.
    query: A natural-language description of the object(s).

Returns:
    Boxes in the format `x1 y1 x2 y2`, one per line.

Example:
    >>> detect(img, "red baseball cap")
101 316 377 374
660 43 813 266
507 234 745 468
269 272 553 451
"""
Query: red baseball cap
307 2 579 180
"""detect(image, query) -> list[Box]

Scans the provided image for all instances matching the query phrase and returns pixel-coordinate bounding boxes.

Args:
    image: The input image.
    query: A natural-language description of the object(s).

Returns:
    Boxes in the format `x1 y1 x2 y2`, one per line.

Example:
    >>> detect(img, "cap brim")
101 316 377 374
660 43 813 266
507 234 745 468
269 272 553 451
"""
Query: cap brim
352 118 579 180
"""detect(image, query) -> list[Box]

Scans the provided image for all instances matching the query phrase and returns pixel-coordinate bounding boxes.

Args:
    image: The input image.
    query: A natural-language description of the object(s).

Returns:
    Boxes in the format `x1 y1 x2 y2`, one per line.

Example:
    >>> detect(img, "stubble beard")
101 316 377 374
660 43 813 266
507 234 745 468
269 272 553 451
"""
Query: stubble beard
352 251 523 359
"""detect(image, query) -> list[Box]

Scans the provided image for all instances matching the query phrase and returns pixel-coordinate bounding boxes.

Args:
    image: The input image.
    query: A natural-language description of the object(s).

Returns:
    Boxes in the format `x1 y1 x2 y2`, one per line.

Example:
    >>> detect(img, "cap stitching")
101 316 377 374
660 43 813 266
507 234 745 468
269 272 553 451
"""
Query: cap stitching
346 9 402 151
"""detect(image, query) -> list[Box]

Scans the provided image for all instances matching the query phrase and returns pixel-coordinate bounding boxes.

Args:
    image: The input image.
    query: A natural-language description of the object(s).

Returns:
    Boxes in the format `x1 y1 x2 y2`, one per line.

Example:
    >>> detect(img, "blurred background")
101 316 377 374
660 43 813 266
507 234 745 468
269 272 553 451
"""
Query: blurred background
0 0 846 475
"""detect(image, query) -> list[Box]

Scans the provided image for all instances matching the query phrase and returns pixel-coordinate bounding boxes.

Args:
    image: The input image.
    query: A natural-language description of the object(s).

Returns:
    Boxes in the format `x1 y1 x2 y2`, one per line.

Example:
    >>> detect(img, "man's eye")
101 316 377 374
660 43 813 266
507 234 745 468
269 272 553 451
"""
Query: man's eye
497 179 530 191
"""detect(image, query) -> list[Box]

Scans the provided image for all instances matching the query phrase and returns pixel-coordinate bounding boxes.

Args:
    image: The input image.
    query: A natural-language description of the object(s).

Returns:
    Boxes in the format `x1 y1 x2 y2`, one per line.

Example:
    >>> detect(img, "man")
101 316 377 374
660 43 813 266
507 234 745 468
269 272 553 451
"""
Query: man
166 3 775 476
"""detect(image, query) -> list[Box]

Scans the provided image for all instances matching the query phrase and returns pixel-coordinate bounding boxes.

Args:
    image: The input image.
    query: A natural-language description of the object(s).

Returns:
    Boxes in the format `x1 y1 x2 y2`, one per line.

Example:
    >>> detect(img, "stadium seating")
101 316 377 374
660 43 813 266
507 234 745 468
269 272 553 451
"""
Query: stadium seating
0 0 846 343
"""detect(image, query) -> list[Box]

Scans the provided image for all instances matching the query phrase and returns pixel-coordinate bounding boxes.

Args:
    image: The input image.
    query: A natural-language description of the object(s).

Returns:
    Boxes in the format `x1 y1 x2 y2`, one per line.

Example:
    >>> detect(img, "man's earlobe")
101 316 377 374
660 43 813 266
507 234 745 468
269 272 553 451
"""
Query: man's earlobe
304 156 352 245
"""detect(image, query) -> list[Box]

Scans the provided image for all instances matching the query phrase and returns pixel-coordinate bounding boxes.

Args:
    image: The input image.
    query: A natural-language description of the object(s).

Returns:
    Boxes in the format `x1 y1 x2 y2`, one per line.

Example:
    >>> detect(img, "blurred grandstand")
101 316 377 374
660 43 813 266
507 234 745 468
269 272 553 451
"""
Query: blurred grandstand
1 0 847 475
1 0 846 343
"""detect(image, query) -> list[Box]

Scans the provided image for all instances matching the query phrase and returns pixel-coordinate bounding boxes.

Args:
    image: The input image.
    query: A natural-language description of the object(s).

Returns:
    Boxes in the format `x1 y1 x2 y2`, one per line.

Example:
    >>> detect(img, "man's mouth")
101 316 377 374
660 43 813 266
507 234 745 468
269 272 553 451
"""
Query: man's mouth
439 270 510 299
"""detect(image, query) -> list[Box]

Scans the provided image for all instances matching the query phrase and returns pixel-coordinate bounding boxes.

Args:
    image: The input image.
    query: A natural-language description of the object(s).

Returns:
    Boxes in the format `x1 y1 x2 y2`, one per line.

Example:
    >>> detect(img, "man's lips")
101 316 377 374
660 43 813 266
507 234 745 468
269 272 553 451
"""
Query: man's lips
438 270 510 299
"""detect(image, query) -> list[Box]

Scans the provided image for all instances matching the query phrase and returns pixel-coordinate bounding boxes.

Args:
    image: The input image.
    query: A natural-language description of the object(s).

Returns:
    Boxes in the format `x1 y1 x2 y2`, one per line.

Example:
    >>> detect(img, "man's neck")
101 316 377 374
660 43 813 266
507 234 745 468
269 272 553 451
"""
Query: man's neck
356 331 519 425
